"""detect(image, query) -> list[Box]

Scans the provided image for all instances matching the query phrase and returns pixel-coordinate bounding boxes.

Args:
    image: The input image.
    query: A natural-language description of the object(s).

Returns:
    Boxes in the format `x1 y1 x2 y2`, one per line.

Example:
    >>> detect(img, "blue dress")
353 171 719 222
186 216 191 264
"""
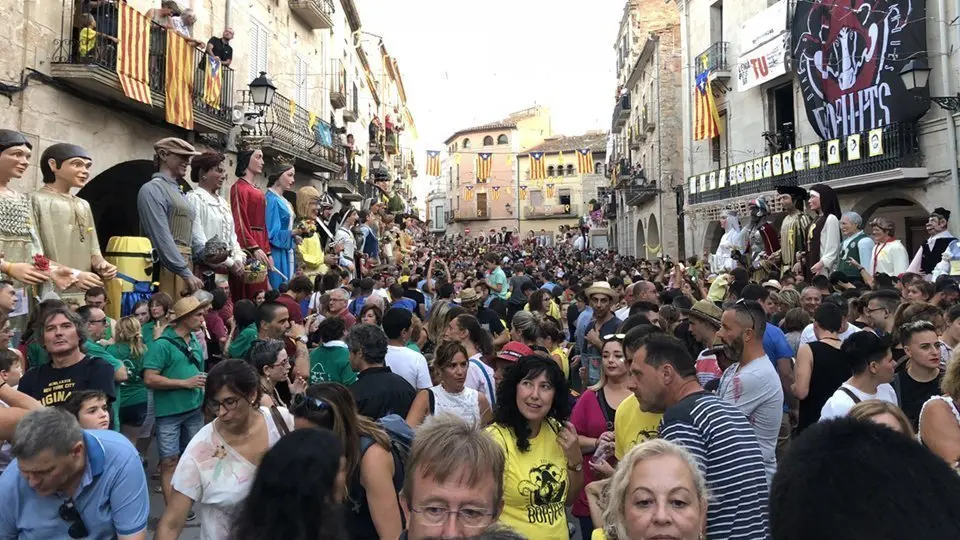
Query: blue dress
266 190 295 290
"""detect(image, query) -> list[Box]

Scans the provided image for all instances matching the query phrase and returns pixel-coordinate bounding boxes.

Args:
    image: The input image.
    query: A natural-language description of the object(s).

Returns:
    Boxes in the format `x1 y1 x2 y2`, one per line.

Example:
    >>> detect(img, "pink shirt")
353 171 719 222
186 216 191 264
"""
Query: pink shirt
569 389 616 517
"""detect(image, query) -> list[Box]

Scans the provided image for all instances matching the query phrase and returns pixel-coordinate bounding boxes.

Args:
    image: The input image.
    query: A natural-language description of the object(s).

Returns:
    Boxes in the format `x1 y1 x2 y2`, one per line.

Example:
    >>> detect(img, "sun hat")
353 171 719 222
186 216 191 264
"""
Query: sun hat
171 291 213 322
687 299 722 328
454 287 480 305
584 281 620 302
495 341 534 363
762 279 783 292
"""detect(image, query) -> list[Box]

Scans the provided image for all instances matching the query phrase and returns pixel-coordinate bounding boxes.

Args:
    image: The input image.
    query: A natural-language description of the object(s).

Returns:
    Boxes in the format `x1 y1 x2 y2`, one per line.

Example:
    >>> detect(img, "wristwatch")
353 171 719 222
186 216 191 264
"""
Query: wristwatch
566 461 583 472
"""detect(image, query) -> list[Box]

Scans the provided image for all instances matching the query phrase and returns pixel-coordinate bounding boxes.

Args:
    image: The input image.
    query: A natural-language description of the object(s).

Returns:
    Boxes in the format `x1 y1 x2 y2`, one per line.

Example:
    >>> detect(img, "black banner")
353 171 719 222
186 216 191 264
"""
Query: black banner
792 0 929 140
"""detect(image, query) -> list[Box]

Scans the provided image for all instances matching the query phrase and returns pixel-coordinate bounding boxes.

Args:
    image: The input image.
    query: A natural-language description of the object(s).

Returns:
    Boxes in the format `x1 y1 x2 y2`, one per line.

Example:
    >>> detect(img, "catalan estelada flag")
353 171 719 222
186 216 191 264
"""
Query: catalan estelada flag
116 3 152 106
476 153 492 181
519 186 528 201
492 186 501 201
165 31 194 129
577 149 593 175
203 56 222 110
693 70 720 141
529 152 546 180
426 151 441 176
464 185 474 201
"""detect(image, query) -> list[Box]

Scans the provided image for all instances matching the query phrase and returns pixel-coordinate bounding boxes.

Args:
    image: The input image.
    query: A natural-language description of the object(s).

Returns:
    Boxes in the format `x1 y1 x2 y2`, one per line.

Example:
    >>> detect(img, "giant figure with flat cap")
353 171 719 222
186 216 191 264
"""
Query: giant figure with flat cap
137 137 204 297
32 142 117 301
230 148 270 301
771 185 812 276
907 207 957 280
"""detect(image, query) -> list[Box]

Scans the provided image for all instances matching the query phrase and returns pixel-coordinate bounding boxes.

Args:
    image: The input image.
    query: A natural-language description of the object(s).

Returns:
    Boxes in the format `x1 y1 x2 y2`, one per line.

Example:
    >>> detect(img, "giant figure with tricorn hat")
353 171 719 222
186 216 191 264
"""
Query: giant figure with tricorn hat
32 142 117 302
907 206 957 280
771 185 813 276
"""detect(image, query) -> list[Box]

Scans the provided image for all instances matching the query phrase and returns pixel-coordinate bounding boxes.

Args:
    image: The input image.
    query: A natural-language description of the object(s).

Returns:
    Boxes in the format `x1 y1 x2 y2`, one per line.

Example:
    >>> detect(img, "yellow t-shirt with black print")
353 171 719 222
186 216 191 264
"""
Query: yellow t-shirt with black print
614 394 662 460
486 420 569 540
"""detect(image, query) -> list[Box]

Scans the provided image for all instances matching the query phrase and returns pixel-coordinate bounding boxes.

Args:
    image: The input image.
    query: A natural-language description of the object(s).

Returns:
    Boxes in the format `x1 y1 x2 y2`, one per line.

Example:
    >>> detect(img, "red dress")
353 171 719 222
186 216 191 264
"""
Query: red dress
230 178 270 300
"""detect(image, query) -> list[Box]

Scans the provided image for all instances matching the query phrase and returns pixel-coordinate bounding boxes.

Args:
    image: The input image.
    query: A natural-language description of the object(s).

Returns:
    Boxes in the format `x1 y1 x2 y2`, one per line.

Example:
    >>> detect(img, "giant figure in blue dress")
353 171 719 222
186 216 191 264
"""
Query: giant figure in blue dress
265 164 299 290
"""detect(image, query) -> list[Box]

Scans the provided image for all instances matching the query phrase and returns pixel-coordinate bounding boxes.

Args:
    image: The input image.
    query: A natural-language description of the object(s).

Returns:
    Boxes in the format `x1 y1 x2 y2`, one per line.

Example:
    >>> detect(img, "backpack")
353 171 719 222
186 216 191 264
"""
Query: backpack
360 413 414 486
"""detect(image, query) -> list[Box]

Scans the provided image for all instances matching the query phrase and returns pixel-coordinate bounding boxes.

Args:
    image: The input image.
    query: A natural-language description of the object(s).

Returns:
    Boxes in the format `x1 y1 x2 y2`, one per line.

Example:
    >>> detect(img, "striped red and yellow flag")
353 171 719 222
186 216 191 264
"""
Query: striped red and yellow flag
165 32 195 130
116 3 152 106
529 152 546 180
476 152 492 181
203 56 222 110
693 70 720 141
426 150 441 176
577 149 593 175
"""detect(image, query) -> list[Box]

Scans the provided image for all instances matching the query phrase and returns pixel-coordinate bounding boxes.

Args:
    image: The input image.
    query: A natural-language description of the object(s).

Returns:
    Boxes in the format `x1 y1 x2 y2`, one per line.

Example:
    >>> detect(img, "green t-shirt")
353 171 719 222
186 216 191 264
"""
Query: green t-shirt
405 341 421 353
141 321 160 347
142 327 204 418
227 324 258 360
489 266 508 300
85 339 124 432
106 342 148 408
308 344 357 385
27 341 48 369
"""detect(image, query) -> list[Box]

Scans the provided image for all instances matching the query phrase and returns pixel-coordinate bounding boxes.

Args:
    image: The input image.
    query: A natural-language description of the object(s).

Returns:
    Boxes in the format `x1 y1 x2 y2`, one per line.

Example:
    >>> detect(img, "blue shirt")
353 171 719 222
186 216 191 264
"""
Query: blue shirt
574 307 594 356
762 322 793 412
0 430 149 539
391 297 417 312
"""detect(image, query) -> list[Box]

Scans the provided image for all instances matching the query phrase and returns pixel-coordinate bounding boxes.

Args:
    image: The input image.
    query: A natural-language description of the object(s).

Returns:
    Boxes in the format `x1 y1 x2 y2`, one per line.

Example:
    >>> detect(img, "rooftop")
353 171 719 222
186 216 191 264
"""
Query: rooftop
521 131 608 156
442 107 542 144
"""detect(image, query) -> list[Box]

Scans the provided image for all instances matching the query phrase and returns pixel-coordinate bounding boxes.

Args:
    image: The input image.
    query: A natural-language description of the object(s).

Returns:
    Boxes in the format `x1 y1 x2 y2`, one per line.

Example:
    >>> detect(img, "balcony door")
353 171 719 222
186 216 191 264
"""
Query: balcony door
476 192 488 218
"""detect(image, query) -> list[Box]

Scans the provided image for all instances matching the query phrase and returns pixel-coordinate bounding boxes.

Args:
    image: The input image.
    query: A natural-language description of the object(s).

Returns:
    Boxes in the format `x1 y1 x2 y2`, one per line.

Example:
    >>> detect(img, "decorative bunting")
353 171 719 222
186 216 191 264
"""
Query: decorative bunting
308 112 317 131
289 99 296 121
557 151 565 165
519 186 528 200
464 185 474 201
546 183 556 199
455 153 461 164
492 186 502 200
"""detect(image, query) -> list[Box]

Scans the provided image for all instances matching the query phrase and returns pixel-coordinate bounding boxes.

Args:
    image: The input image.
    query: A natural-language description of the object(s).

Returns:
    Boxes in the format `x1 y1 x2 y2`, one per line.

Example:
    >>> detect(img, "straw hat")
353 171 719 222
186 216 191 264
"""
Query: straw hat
171 293 212 322
687 299 722 328
585 281 620 302
454 287 481 305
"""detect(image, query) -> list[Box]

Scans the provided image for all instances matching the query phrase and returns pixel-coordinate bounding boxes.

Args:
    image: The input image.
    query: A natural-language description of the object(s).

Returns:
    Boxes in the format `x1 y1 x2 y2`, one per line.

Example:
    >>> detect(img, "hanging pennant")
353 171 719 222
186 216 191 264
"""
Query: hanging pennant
546 183 556 198
492 186 502 200
519 186 528 200
464 185 474 201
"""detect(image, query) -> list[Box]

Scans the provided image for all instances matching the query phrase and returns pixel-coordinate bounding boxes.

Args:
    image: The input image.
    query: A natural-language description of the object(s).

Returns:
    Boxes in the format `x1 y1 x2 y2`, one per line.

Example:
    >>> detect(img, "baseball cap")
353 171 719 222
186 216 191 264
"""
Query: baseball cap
495 341 534 363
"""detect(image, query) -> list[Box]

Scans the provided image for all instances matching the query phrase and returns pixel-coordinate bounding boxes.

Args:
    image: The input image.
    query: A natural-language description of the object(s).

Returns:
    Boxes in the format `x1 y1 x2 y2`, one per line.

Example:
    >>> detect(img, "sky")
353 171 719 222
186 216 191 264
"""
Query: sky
359 0 625 171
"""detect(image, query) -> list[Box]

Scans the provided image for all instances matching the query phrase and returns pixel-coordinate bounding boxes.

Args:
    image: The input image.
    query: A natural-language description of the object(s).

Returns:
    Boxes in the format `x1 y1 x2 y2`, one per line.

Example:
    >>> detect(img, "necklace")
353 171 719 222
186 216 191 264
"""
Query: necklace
821 336 841 342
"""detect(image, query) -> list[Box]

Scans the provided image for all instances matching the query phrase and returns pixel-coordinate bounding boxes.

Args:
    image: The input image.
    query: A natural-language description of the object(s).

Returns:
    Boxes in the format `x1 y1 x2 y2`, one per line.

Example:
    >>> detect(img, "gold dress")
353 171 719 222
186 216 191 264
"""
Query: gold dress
31 186 102 301
0 190 44 328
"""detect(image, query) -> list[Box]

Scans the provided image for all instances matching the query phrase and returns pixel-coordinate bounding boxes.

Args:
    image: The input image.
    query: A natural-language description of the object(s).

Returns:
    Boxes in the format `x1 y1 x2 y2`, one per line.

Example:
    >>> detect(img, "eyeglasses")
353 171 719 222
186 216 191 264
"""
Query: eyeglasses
271 358 290 368
734 298 761 330
291 394 331 415
87 318 106 324
59 499 88 539
206 396 242 413
409 506 496 528
602 333 626 341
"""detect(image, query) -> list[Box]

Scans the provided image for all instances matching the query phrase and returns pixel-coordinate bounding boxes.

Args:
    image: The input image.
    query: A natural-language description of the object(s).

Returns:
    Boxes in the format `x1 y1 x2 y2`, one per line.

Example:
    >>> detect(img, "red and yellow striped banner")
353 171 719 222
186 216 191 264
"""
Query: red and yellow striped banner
426 150 441 176
577 149 593 175
165 32 195 130
116 3 152 106
476 152 492 181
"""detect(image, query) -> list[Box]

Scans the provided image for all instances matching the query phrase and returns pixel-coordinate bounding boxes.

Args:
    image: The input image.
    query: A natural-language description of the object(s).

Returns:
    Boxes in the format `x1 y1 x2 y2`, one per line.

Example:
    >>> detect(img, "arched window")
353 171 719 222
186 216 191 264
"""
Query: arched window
463 138 471 149
547 165 555 177
566 164 575 176
483 135 494 146
594 162 602 174
497 134 509 145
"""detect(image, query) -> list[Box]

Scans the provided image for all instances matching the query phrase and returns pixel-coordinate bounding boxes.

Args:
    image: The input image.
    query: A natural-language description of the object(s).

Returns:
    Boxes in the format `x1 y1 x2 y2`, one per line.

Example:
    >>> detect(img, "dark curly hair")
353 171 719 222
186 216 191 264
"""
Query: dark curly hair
493 355 570 452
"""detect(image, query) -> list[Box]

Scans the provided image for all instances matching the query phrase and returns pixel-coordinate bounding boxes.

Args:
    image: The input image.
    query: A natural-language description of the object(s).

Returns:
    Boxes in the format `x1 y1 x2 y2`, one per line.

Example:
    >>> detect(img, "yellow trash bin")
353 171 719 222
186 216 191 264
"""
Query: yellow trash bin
103 236 154 321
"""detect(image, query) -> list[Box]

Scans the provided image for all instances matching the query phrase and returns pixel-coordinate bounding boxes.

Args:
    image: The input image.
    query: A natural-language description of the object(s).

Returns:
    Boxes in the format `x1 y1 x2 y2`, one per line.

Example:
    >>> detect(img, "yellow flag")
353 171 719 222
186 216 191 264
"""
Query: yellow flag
558 151 564 165
308 112 317 130
505 153 513 166
455 153 461 164
289 99 296 121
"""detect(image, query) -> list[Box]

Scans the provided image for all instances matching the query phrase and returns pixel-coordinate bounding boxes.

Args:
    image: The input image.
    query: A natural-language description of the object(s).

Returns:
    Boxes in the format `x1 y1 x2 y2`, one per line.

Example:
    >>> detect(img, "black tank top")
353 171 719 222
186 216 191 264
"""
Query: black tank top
798 341 852 433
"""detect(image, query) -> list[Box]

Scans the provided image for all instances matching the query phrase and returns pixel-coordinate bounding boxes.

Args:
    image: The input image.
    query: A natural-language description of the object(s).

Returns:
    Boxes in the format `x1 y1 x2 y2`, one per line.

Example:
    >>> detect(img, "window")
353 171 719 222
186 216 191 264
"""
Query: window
249 18 269 84
497 134 509 145
558 188 571 208
712 111 728 167
476 192 488 217
566 164 575 176
294 55 308 108
483 136 494 146
462 138 471 149
594 162 603 174
547 165 555 177
530 189 544 207
767 83 796 149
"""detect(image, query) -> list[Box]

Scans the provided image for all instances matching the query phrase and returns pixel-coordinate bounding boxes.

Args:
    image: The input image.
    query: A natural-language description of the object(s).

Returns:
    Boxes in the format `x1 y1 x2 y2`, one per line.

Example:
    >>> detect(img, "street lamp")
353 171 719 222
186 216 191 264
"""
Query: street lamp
249 72 277 109
370 154 383 171
900 59 960 112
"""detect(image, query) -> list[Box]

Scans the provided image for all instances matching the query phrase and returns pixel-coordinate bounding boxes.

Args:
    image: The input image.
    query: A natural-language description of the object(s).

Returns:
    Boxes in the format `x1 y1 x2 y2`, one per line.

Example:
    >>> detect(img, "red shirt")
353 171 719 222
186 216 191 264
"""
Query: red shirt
276 294 304 324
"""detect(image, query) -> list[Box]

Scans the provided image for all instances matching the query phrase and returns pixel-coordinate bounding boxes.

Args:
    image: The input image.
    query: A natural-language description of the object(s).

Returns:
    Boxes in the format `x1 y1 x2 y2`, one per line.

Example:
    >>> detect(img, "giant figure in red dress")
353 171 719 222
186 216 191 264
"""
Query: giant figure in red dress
230 149 271 300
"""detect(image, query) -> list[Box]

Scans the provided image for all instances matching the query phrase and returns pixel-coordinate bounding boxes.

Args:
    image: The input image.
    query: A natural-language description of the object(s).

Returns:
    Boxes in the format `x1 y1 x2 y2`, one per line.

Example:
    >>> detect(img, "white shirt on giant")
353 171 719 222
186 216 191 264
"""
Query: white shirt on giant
385 345 432 390
185 188 245 267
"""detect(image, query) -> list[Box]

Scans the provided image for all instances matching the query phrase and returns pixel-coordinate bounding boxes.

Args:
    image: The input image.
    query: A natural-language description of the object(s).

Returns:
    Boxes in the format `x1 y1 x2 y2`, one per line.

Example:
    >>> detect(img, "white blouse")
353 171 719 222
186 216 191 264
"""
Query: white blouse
185 188 245 267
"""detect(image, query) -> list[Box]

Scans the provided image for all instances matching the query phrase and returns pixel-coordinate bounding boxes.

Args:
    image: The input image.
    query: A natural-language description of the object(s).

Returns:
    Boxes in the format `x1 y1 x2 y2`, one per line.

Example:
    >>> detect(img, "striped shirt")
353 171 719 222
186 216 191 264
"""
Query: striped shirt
660 391 770 540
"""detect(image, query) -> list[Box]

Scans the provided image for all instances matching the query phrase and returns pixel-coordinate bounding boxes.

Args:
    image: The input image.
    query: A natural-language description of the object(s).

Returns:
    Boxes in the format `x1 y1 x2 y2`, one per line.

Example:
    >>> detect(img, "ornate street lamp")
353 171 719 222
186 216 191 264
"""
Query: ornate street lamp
369 154 383 171
900 59 960 112
249 72 277 109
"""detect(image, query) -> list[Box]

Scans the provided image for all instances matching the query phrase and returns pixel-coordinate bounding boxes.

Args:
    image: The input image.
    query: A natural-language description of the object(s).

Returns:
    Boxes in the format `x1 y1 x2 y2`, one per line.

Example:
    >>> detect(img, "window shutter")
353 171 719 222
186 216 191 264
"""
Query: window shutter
257 24 269 81
248 19 259 82
296 56 308 108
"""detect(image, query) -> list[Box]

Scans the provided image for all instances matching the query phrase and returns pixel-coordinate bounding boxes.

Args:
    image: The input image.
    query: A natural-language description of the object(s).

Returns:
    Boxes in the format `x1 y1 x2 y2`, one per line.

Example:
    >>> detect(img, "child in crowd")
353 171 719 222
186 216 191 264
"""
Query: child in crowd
61 390 111 430
78 14 118 59
0 349 22 390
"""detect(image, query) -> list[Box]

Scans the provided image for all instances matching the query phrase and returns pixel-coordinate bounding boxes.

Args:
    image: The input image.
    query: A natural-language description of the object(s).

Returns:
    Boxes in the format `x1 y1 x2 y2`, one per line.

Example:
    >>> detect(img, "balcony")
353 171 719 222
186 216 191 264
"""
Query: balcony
612 94 630 131
524 203 579 219
238 90 344 174
604 202 617 219
642 107 655 132
454 203 491 221
343 82 359 122
50 5 234 134
385 131 399 155
687 121 926 206
289 0 334 29
329 59 346 110
695 41 730 78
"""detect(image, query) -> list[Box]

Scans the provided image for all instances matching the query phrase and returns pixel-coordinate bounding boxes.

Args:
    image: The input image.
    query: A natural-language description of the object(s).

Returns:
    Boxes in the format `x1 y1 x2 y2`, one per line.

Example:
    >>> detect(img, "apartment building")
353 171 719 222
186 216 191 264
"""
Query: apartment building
678 0 960 259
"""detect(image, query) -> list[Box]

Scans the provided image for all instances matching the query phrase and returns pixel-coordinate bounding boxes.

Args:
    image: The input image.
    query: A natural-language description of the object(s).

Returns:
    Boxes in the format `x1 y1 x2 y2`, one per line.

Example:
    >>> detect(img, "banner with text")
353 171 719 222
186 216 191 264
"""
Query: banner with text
737 34 789 92
739 0 789 55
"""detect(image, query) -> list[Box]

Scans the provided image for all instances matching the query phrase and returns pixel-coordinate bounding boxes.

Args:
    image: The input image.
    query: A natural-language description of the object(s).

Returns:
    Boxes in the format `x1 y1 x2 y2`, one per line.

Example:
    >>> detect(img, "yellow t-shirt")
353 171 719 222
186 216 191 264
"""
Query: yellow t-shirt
591 529 607 540
551 346 569 379
614 394 662 460
486 421 569 539
79 28 97 56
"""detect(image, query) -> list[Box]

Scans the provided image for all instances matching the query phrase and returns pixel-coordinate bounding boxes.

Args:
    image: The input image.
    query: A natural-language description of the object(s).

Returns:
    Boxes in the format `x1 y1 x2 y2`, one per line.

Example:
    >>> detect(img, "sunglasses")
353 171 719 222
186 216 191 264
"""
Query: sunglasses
59 499 88 539
602 333 626 341
291 394 331 415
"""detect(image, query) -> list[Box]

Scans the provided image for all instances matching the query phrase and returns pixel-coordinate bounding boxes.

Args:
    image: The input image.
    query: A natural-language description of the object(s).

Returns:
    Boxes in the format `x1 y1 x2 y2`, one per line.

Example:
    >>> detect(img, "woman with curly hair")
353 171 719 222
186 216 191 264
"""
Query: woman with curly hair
231 428 348 540
485 355 582 539
359 303 383 327
155 359 294 540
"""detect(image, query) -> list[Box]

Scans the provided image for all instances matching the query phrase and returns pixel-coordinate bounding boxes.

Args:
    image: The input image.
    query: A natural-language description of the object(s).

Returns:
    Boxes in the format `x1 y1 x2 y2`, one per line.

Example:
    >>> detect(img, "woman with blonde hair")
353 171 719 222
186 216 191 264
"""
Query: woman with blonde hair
849 400 915 436
919 350 960 468
775 288 801 316
295 186 324 279
587 439 708 540
108 315 150 449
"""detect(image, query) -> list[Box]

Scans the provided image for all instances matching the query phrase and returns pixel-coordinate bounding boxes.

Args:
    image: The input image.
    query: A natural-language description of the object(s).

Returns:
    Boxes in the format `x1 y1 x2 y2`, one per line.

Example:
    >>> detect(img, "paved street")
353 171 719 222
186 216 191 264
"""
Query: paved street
143 445 201 539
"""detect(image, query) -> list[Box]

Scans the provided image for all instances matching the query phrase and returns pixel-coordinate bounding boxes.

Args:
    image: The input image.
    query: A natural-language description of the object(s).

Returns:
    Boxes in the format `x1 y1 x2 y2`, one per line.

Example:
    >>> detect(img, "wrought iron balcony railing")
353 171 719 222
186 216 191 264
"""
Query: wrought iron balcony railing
612 94 631 130
695 41 730 74
289 0 334 29
687 121 923 205
329 58 346 109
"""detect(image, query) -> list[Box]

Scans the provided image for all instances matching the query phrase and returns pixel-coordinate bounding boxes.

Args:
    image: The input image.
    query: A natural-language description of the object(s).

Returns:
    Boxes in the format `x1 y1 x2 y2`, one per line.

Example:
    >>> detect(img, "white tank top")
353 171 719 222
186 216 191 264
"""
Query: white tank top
431 385 481 426
919 395 960 447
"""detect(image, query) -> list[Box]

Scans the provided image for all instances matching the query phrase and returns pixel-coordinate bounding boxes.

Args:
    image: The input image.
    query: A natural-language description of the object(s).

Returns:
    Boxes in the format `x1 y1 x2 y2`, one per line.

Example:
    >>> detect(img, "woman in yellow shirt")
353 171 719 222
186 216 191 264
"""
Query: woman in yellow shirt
525 289 562 321
539 318 569 378
486 356 583 540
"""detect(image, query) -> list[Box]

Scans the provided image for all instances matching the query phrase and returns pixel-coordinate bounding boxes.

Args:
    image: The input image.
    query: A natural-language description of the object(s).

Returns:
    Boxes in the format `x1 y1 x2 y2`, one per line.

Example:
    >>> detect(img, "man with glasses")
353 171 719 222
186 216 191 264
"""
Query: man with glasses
326 287 356 330
84 287 116 345
76 305 128 429
716 300 784 482
400 414 504 540
0 407 149 539
862 289 900 337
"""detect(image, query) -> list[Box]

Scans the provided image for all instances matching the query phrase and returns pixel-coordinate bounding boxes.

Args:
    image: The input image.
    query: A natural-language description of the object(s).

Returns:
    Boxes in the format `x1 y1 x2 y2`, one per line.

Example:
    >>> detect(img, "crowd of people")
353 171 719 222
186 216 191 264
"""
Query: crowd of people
2 129 960 539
